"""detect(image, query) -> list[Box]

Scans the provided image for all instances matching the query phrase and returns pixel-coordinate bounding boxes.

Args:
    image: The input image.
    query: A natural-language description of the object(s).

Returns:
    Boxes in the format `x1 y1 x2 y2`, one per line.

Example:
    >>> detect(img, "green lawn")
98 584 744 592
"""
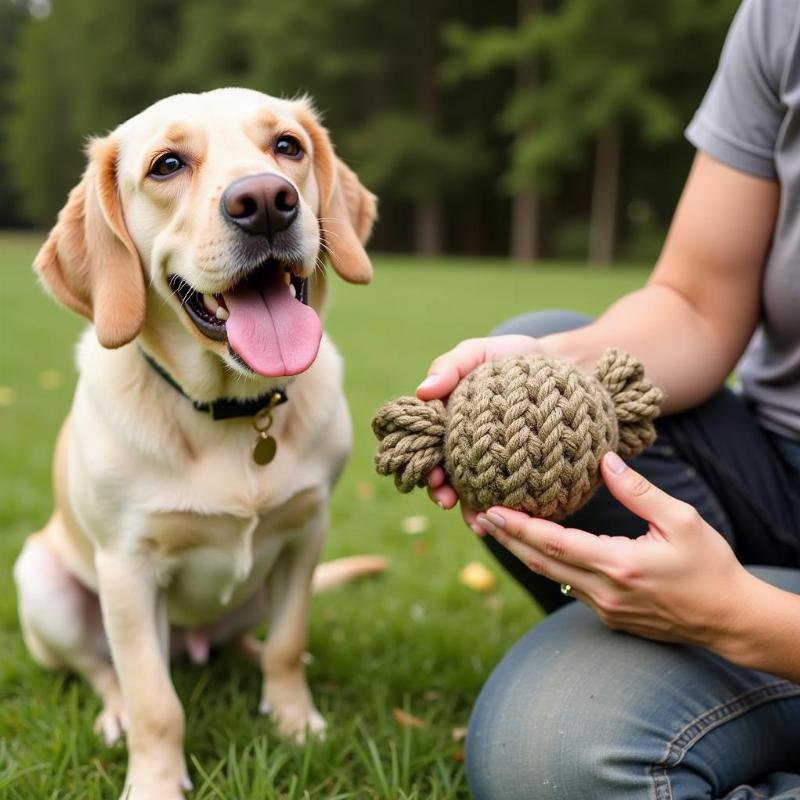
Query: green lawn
0 233 647 799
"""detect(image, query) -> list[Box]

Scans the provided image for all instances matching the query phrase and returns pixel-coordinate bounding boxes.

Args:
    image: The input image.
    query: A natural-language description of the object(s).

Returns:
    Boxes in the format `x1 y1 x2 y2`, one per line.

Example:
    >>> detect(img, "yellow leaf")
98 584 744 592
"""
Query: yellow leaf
458 561 496 593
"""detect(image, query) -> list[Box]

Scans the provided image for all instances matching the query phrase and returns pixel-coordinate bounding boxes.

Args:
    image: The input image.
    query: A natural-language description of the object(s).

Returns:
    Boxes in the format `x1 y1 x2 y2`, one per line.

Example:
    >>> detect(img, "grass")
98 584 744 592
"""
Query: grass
0 232 647 799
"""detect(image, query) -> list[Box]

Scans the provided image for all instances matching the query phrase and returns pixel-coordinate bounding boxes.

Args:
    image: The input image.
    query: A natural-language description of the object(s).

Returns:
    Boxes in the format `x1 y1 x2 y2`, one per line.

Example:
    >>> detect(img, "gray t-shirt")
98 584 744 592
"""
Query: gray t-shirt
686 0 800 438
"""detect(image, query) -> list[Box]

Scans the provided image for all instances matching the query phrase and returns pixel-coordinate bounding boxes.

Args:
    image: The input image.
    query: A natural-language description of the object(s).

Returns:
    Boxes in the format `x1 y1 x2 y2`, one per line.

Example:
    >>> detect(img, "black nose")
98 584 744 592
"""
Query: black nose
221 173 299 238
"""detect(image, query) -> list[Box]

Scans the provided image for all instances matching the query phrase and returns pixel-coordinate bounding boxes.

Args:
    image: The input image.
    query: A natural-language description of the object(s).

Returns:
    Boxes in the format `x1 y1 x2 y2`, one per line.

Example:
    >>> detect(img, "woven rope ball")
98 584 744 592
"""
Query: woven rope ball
372 348 664 520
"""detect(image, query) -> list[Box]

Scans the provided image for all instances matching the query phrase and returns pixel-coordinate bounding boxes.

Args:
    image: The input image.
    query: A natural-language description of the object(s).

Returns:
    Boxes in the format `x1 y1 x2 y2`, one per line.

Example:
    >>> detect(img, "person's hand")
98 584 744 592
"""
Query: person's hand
474 451 760 650
417 335 547 525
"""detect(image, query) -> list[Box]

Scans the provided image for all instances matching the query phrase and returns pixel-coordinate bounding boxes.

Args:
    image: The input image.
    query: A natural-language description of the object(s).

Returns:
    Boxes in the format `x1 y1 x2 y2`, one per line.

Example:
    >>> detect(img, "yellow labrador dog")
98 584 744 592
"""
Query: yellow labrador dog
13 88 381 799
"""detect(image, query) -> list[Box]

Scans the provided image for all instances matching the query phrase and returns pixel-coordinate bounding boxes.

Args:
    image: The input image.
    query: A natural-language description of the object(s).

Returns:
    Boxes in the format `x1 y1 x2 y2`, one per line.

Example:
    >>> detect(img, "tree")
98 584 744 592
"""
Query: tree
1 0 740 262
161 0 250 95
239 0 494 255
4 0 181 225
0 0 29 227
508 0 543 263
444 0 739 264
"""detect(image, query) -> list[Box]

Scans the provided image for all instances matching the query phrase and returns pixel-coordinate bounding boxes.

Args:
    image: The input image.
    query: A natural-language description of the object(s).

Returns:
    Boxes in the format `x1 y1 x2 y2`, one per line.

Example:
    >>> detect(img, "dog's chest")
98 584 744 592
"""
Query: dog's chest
142 483 324 627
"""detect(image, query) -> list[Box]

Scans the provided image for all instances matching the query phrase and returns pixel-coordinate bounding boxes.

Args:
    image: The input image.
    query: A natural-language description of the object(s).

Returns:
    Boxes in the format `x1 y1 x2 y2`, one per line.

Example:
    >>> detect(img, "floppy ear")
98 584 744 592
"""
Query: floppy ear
299 107 377 284
35 135 145 348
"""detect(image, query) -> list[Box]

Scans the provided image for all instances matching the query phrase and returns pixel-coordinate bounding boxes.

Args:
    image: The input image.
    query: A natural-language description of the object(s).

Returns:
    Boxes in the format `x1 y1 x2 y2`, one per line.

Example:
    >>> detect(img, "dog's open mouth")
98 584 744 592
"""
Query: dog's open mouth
168 261 322 378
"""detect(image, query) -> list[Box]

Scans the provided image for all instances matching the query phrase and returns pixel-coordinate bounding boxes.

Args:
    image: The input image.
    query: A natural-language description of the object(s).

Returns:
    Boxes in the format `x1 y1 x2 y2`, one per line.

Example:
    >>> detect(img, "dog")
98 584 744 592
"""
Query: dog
13 88 383 800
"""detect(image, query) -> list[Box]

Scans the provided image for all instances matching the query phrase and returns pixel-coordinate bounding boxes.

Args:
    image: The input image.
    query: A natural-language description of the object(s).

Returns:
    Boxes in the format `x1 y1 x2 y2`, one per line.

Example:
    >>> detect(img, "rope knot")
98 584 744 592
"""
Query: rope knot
372 396 447 492
593 348 664 458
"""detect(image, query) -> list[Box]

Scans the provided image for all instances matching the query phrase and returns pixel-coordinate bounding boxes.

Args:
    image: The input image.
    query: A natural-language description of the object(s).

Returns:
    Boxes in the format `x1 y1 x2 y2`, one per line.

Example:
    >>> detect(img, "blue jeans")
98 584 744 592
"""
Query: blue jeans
466 311 800 799
467 567 800 800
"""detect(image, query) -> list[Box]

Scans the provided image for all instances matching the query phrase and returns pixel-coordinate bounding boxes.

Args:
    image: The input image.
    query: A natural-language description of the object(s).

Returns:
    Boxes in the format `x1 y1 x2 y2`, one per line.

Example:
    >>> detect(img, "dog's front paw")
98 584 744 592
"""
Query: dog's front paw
121 783 186 800
260 694 327 743
122 763 192 800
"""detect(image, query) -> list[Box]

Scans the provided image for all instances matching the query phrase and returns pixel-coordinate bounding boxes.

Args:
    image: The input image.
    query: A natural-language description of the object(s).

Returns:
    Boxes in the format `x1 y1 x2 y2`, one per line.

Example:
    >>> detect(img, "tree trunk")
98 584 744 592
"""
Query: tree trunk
589 125 621 267
509 0 543 264
414 0 444 256
459 196 484 255
510 189 540 263
414 199 444 255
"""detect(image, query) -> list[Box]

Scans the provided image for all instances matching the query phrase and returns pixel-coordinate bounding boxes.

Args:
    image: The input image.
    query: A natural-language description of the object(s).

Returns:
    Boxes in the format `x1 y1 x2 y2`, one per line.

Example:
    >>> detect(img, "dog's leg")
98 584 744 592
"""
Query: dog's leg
95 550 189 800
14 529 127 745
260 507 327 742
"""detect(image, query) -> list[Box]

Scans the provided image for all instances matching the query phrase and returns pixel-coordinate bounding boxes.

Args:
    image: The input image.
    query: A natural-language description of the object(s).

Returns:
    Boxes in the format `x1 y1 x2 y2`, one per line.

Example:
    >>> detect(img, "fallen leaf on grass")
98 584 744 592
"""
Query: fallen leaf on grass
453 747 465 762
355 481 375 501
458 561 496 593
484 594 504 611
0 387 16 407
423 689 442 702
38 369 62 391
452 726 468 742
393 708 428 729
411 540 430 556
401 515 429 535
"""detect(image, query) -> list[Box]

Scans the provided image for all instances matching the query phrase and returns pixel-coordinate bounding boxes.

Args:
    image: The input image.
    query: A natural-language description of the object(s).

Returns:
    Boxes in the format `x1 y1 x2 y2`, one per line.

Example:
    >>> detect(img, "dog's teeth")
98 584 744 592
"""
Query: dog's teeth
215 306 229 321
288 282 297 298
203 293 219 314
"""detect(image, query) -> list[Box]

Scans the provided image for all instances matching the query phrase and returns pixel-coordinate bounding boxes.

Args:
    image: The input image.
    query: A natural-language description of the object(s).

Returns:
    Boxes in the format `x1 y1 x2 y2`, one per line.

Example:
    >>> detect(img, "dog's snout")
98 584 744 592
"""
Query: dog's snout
221 173 299 238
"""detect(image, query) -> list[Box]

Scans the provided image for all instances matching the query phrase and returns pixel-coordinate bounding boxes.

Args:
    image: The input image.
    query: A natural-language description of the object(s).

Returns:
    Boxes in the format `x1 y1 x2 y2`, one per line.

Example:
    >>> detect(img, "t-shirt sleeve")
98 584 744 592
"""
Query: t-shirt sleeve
686 0 798 179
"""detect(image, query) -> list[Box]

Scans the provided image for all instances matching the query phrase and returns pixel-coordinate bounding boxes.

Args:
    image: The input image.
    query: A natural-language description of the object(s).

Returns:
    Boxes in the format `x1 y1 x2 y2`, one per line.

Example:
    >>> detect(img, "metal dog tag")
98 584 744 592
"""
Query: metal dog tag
251 393 284 466
253 434 277 465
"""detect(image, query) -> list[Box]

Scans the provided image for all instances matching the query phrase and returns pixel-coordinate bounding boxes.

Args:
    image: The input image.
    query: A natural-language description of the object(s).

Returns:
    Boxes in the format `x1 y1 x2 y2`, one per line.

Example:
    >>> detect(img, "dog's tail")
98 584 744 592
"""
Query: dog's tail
312 554 389 593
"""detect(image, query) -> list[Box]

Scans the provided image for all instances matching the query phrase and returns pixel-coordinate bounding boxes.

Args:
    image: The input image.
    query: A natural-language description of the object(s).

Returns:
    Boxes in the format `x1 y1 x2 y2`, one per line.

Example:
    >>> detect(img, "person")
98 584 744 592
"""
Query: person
416 1 800 797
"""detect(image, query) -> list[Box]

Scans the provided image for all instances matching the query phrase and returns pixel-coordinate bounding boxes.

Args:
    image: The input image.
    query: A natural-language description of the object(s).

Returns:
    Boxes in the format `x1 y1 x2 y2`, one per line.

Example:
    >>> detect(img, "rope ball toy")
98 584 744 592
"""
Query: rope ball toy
372 349 664 520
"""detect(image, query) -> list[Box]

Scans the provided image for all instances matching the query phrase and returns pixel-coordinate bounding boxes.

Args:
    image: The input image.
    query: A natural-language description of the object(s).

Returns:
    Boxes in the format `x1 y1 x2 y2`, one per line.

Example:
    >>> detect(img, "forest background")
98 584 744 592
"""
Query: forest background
0 0 738 264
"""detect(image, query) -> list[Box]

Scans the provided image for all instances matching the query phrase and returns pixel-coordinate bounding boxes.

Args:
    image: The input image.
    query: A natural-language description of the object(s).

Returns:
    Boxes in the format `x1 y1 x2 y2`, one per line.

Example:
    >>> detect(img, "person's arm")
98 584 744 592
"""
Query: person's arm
544 152 778 413
474 453 800 683
721 579 800 682
419 153 778 415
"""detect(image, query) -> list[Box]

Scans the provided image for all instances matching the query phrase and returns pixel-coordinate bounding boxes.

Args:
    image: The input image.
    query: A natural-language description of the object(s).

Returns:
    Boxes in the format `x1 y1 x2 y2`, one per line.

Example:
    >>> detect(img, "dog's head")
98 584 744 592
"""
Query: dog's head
35 88 376 379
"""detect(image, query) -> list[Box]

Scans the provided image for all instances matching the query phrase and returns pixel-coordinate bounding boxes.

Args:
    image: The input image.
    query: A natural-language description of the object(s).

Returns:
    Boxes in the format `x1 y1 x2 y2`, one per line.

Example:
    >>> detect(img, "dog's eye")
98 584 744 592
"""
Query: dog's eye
150 153 185 178
275 136 303 159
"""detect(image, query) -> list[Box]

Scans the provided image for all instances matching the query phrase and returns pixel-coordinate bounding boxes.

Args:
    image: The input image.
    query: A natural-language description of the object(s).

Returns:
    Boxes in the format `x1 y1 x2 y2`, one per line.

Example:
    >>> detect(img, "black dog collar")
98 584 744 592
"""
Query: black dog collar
140 348 288 421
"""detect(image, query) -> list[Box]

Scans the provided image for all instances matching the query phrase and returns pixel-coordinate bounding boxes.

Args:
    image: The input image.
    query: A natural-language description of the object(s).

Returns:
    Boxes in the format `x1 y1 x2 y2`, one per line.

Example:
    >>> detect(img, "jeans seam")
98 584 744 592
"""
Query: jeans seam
648 680 800 800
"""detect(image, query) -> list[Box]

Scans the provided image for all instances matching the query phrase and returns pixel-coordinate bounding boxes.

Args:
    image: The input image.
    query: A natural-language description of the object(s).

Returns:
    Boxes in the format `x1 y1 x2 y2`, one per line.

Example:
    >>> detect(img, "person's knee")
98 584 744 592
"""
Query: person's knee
465 606 598 799
490 309 592 339
466 604 672 800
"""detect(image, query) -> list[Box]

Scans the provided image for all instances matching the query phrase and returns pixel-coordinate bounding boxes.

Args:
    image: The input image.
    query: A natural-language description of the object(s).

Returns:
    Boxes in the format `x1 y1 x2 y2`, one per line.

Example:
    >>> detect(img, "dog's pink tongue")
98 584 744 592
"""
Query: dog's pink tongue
223 272 322 377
